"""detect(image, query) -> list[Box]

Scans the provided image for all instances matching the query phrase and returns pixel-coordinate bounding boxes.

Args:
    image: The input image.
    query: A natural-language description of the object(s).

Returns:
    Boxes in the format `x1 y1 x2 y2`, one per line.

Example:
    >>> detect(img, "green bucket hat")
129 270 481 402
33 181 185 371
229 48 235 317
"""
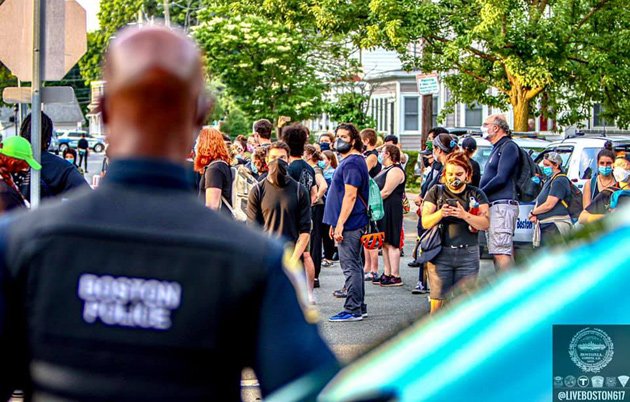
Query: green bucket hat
0 136 42 170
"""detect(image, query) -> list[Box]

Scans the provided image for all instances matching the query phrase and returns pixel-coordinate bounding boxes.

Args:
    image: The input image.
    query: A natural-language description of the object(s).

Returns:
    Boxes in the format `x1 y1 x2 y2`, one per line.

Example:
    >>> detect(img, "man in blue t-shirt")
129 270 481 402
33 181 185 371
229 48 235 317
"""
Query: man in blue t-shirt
323 123 370 322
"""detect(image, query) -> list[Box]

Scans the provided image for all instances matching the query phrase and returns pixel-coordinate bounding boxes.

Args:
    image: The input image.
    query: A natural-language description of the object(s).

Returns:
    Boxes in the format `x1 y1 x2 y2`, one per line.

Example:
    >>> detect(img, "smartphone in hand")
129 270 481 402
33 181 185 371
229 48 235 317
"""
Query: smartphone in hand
446 198 459 208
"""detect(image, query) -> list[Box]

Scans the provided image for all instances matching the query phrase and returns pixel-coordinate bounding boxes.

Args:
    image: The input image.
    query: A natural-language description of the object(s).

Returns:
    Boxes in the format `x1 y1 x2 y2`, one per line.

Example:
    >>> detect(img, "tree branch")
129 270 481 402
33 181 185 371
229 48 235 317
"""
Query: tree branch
576 0 611 29
525 86 545 101
430 35 499 62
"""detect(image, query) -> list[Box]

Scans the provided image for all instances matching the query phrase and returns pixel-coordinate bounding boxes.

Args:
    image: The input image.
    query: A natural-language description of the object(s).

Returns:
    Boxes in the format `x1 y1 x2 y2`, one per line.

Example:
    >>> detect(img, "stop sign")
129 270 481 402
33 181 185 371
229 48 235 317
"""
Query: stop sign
0 0 87 81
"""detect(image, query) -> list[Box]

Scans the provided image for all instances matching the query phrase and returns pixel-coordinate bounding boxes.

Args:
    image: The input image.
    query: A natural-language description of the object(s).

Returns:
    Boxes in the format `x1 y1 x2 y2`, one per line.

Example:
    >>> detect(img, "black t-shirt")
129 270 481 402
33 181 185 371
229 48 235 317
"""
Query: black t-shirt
0 179 26 212
246 177 311 243
424 185 489 247
78 138 89 151
535 174 571 220
364 149 382 178
586 186 630 214
288 159 315 193
198 161 233 215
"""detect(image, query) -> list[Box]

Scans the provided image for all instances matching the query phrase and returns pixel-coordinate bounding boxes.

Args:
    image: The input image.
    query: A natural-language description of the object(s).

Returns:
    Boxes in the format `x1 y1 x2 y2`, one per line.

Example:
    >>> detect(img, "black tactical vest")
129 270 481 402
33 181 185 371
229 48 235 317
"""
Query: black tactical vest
3 182 276 401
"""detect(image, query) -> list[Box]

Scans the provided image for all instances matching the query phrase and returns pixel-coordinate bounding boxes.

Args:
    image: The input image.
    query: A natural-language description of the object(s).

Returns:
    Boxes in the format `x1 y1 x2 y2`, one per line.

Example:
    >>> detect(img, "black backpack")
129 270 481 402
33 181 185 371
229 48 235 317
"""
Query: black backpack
553 174 583 222
502 140 543 202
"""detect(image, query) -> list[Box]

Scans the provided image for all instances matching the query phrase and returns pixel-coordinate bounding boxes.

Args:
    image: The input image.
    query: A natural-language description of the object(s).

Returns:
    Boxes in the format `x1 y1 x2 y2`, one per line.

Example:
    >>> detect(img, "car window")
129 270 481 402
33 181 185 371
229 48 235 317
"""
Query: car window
472 146 493 175
535 148 572 169
579 148 600 180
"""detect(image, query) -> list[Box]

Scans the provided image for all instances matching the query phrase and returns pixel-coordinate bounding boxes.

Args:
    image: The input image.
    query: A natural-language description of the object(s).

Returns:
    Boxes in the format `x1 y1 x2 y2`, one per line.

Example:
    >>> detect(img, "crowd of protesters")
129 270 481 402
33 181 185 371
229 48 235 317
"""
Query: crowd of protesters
2 111 629 322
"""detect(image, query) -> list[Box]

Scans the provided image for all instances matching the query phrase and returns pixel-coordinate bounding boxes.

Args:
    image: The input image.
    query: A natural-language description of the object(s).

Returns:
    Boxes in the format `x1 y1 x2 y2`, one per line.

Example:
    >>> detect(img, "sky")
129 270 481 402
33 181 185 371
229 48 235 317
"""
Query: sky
77 0 100 32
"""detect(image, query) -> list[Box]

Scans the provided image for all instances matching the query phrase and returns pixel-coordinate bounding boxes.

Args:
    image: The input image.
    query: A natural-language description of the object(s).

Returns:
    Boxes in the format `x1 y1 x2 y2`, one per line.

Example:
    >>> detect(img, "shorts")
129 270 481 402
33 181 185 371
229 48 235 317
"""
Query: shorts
487 203 519 256
428 247 480 300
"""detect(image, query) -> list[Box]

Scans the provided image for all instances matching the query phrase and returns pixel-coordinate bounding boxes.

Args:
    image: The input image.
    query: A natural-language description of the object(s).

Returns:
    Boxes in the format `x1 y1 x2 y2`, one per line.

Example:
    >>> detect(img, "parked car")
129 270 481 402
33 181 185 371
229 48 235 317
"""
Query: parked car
533 135 630 191
57 130 106 153
47 130 60 154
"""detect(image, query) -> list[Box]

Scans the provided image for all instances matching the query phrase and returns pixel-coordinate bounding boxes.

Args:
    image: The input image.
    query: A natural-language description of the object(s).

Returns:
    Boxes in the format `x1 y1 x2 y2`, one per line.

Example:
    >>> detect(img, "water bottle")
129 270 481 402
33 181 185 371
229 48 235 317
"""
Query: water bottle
469 197 480 233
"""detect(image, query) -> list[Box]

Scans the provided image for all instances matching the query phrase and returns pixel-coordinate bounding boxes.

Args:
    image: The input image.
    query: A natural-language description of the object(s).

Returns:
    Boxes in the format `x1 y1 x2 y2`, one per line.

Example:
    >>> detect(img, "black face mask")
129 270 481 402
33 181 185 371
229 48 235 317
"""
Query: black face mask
422 157 431 168
334 138 352 154
319 142 331 151
267 159 289 187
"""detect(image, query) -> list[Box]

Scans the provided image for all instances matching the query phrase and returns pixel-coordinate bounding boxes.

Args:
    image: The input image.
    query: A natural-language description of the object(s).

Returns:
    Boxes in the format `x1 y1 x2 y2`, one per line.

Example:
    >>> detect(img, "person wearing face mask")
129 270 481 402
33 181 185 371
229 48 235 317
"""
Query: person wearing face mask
319 132 334 152
479 114 520 271
409 128 450 294
582 141 617 208
0 136 42 213
529 152 573 247
373 145 406 287
324 123 370 322
461 137 481 187
360 128 381 282
63 148 85 175
579 153 630 224
304 145 329 288
321 150 338 267
247 142 312 265
422 152 489 314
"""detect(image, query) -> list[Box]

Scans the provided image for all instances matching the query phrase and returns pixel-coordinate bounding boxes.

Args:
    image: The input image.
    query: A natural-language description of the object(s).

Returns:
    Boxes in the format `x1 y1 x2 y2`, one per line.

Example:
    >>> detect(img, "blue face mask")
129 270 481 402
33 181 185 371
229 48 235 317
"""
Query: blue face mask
377 154 384 165
317 161 326 169
542 166 553 177
251 162 258 175
598 166 613 176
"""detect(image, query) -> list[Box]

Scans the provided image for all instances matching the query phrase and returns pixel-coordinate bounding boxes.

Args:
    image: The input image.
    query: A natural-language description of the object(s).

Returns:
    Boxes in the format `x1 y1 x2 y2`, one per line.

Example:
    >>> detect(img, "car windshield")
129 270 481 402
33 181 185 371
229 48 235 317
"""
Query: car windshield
472 146 493 175
535 148 572 170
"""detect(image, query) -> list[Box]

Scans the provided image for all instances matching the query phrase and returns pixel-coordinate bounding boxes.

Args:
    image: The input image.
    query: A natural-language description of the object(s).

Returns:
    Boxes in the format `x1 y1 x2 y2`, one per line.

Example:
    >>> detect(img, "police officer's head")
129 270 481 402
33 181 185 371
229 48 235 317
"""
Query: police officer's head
101 24 212 163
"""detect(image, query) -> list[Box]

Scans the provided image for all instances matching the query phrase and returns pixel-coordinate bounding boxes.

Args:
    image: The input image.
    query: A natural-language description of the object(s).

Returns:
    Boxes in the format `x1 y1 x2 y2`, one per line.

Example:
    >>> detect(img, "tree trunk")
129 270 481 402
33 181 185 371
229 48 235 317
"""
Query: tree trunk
512 96 530 132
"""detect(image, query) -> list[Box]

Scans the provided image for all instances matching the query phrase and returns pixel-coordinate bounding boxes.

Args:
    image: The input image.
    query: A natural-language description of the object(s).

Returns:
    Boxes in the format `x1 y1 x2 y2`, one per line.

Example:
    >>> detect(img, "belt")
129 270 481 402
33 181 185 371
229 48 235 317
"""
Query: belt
490 199 519 206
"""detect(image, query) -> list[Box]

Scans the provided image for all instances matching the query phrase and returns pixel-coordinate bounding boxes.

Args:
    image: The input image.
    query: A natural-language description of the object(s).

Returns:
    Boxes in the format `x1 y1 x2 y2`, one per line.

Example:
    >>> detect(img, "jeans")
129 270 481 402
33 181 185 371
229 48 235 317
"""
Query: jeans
429 247 480 300
338 227 366 315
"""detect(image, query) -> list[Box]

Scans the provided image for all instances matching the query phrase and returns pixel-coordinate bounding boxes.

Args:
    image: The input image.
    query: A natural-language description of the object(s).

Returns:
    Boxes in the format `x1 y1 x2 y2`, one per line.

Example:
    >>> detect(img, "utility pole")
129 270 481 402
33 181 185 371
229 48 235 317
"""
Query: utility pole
163 0 170 27
30 0 42 208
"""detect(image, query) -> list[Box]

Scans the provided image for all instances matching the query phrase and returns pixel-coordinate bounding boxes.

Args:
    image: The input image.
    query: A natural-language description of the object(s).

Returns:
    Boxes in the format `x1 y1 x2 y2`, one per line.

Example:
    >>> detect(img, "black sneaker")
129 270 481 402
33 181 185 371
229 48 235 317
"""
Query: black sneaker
407 260 421 267
314 278 320 288
372 274 386 285
381 276 403 287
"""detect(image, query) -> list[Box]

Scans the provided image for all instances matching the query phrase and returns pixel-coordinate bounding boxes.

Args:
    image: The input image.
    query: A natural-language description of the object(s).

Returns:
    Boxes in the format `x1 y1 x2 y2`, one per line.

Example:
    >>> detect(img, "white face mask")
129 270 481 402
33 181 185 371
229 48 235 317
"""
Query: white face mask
613 167 630 183
481 126 490 139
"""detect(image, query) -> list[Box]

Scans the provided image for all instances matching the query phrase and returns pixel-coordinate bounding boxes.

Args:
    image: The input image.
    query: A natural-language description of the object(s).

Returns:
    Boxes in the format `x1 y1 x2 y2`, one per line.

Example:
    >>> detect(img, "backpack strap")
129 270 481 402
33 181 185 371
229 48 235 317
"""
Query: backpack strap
590 174 599 200
550 173 572 209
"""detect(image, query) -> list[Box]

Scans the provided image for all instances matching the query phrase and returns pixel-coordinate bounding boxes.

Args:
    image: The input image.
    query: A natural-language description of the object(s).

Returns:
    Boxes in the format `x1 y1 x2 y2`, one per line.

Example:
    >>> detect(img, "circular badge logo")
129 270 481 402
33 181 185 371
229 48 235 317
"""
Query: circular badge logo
569 328 614 373
565 376 577 388
554 376 564 388
578 376 590 388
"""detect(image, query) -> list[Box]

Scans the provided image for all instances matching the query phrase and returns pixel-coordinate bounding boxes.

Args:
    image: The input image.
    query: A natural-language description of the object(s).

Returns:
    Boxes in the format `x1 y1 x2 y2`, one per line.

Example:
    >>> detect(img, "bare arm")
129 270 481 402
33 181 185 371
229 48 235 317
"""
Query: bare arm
421 202 444 230
380 168 405 199
531 195 559 215
582 179 592 208
314 173 328 203
366 154 378 171
450 203 490 231
578 209 605 225
205 188 222 210
291 233 310 262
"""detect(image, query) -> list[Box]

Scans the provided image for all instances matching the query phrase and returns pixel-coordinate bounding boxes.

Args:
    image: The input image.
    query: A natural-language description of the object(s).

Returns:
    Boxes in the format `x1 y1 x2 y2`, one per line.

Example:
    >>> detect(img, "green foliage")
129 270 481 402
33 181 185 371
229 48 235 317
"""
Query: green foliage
79 0 202 83
360 0 630 130
221 108 250 137
404 150 420 190
325 92 376 129
194 11 355 122
0 63 17 107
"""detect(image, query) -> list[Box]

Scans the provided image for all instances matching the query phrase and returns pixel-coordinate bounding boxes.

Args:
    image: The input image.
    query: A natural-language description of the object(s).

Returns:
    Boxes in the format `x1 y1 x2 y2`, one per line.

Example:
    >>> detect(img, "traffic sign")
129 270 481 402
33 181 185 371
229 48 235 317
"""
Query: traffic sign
416 73 440 95
0 0 87 81
3 86 76 104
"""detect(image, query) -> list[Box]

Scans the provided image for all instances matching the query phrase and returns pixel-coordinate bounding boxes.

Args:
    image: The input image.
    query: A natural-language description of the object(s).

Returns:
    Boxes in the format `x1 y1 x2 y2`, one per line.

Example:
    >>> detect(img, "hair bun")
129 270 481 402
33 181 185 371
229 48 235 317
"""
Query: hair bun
604 140 613 151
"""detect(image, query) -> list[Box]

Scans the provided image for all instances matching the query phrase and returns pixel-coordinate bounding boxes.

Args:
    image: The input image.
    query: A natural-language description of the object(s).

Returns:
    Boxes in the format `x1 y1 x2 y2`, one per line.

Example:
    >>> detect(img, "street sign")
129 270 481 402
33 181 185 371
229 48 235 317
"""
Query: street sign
416 73 440 95
0 0 87 81
3 86 76 104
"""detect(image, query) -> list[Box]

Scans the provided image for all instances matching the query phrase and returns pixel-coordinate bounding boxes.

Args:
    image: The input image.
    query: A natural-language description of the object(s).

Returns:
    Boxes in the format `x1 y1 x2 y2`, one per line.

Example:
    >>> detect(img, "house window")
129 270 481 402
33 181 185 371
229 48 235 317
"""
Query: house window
432 95 439 128
593 103 607 127
465 103 483 127
404 97 419 131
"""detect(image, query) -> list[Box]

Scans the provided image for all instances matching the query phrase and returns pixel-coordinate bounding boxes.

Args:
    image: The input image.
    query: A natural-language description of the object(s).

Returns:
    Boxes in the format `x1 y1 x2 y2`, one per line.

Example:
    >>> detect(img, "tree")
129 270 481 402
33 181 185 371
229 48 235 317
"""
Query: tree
360 0 630 130
326 92 376 130
79 0 201 83
193 12 356 122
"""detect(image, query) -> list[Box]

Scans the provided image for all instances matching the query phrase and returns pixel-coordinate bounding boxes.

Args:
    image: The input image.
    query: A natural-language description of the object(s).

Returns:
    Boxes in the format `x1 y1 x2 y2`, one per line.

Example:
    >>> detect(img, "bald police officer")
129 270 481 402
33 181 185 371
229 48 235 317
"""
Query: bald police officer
0 24 336 401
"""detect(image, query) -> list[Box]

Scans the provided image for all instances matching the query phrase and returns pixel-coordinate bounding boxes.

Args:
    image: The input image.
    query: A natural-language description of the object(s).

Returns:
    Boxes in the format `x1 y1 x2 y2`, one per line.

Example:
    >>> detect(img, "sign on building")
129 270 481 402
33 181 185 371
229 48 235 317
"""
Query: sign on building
416 73 439 96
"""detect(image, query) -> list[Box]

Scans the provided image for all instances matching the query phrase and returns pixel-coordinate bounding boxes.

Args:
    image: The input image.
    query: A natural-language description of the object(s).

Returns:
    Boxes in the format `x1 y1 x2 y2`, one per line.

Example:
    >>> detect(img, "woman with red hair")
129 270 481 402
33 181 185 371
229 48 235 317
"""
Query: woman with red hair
194 127 233 214
421 151 490 314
